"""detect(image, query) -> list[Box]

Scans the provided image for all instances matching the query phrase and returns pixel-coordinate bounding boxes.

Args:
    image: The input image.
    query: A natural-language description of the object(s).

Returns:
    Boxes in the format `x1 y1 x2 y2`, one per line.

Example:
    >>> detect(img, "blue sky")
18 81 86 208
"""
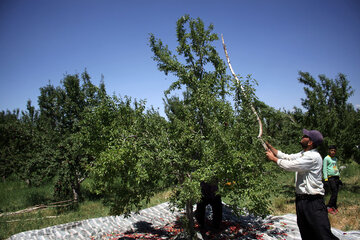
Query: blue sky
1 0 359 116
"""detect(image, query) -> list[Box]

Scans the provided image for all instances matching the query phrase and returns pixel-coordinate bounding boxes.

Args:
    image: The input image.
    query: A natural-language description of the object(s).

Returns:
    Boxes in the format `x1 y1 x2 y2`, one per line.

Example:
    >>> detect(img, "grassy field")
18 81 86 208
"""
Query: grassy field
0 181 171 240
1 162 359 239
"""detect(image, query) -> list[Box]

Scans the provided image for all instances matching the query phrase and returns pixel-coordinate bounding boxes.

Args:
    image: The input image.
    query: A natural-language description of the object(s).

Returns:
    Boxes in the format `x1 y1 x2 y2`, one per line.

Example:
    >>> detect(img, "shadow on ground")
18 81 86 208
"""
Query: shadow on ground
109 205 289 240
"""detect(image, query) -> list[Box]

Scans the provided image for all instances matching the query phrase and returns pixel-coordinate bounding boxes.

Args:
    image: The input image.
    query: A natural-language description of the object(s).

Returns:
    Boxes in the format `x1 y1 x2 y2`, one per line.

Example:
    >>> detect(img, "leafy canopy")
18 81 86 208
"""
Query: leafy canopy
150 15 273 222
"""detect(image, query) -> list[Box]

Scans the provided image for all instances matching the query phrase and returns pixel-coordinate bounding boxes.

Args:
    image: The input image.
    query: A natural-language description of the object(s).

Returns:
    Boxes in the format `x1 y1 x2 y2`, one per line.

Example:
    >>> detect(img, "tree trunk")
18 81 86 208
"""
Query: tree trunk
72 180 80 203
185 199 195 238
25 179 31 186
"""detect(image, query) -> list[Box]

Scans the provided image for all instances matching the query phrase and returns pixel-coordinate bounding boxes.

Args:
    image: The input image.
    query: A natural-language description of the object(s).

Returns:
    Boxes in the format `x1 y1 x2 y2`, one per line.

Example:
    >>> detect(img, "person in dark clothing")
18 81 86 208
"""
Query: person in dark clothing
195 181 222 229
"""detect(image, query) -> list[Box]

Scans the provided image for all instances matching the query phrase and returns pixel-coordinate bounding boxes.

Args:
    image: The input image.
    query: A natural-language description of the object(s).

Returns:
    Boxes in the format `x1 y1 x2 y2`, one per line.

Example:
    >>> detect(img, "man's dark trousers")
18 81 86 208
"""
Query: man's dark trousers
296 194 339 240
328 176 340 209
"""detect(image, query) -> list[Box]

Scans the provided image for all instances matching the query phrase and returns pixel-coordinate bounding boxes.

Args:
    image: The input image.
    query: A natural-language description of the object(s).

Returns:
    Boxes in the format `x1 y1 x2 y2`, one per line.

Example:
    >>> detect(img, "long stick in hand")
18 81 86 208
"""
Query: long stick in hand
221 34 268 150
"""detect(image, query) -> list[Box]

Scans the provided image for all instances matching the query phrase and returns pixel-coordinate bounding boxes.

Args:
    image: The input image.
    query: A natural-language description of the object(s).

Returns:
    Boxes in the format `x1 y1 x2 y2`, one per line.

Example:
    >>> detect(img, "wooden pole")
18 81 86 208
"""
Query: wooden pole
221 34 268 150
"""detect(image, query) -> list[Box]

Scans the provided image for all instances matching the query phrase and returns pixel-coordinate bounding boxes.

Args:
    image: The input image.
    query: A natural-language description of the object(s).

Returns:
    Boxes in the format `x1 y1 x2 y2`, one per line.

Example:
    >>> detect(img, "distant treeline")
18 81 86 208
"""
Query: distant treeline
1 69 358 205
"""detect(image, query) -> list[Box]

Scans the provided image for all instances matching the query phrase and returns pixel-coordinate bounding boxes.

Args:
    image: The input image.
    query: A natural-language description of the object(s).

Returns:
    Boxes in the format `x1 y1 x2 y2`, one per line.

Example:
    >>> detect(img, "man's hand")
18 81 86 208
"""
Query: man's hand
266 142 278 155
266 149 278 163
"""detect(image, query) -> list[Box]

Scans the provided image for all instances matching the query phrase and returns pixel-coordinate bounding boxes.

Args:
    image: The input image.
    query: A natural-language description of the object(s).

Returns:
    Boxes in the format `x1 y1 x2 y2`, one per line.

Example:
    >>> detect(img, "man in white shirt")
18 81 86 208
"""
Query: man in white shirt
266 129 338 240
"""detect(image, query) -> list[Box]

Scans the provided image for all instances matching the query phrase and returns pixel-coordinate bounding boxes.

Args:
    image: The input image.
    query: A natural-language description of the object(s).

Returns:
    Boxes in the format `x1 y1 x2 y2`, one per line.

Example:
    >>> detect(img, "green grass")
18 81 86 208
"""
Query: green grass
0 180 53 213
0 200 110 240
0 179 171 240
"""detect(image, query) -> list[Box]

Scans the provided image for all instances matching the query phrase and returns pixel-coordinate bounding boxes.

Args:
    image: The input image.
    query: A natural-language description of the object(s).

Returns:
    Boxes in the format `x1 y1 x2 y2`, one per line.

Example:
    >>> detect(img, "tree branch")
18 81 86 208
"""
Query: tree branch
2 216 59 223
0 199 74 217
221 34 267 150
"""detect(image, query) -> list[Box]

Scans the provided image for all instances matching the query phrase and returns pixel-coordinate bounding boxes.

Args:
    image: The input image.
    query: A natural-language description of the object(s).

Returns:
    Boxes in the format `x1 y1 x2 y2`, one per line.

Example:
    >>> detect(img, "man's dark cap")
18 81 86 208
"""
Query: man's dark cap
328 145 337 150
303 129 324 146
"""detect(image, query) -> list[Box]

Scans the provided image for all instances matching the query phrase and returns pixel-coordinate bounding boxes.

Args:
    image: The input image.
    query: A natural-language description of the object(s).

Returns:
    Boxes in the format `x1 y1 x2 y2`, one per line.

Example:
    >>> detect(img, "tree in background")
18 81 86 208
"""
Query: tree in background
150 15 273 236
20 100 55 186
36 70 106 202
0 101 49 186
0 109 24 181
298 71 359 161
88 96 172 215
256 99 302 155
351 110 360 163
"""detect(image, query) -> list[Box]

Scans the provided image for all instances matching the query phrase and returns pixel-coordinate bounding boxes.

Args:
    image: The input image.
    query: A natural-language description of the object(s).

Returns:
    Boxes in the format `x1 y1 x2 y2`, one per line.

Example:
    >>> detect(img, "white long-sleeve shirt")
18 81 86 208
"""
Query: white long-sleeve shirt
277 149 325 195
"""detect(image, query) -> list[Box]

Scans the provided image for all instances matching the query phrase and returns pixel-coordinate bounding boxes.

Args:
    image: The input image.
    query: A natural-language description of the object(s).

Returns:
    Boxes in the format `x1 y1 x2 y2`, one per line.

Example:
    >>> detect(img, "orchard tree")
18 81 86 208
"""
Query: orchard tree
0 102 48 185
0 109 23 180
258 100 302 154
88 97 172 214
20 100 56 186
150 15 272 236
298 71 358 160
37 70 106 202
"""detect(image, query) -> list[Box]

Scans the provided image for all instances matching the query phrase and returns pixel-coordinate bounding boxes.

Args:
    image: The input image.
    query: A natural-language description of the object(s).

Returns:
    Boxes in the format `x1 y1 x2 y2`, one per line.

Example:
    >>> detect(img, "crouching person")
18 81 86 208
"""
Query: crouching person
195 180 222 229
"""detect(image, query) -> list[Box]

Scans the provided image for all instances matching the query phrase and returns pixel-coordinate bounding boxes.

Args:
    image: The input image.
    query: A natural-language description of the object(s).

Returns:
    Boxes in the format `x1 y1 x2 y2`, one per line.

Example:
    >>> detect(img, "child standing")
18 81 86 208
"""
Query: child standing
323 145 341 214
